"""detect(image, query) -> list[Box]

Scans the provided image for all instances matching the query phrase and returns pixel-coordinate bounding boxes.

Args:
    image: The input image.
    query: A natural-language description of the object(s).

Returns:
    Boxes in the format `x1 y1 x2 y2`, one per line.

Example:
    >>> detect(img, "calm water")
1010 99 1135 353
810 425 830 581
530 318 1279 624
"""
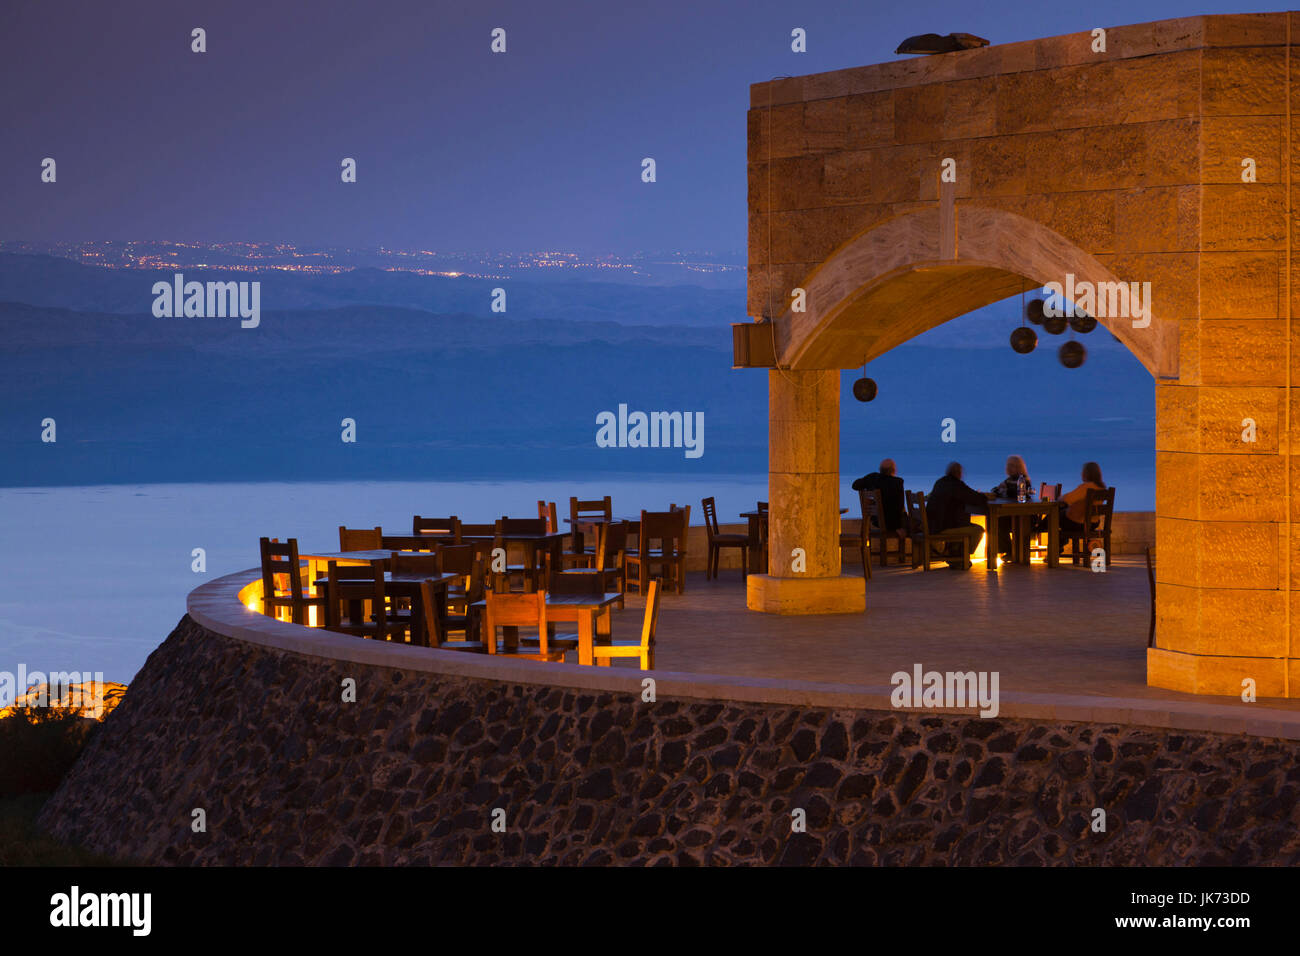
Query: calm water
0 470 1153 684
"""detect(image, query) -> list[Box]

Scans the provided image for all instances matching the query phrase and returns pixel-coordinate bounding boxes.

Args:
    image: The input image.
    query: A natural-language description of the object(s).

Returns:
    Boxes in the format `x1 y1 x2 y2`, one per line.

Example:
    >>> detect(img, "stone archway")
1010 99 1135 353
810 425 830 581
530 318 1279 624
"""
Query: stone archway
735 13 1299 698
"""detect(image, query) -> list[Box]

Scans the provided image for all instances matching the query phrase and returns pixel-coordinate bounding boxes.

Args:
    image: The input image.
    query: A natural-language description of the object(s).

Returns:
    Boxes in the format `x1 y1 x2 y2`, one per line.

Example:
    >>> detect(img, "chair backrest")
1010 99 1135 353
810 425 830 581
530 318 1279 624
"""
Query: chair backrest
857 487 884 533
259 537 304 605
1055 483 1063 501
438 545 486 603
549 569 604 595
325 559 386 631
338 526 382 551
498 517 547 536
603 521 629 570
390 551 441 577
701 497 721 538
537 500 559 533
419 578 448 647
1084 487 1117 532
757 501 769 512
412 515 461 541
640 509 686 555
905 491 932 537
641 579 662 650
484 590 548 651
459 523 497 538
570 495 612 524
381 534 438 552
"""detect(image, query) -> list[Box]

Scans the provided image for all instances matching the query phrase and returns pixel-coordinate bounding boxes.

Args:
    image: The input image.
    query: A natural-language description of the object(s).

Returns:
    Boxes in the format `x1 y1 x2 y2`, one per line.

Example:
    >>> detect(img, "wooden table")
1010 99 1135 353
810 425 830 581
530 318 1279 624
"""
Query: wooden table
459 531 567 590
984 499 1059 573
313 569 455 647
473 591 621 665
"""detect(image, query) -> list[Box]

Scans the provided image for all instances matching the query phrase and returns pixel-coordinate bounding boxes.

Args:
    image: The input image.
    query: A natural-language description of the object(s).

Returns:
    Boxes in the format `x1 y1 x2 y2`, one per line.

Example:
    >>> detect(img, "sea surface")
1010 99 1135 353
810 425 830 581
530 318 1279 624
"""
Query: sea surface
0 466 1153 685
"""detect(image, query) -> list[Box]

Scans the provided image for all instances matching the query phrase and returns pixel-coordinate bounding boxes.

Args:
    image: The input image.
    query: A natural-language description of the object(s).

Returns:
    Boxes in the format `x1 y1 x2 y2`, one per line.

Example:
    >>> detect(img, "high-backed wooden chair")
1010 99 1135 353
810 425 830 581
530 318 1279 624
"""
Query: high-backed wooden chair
483 590 563 660
493 517 548 592
259 537 325 625
566 495 612 559
324 560 403 641
338 526 382 551
626 509 688 595
537 500 559 534
459 523 497 538
1069 487 1117 568
420 578 486 653
593 579 660 670
437 545 487 643
557 520 627 606
701 497 748 580
412 515 461 542
905 491 972 572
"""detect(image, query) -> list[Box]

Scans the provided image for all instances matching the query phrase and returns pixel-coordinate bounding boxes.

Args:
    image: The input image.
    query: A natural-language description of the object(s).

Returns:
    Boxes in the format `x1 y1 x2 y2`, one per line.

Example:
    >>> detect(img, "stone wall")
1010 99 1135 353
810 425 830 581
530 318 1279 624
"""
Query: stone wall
39 615 1300 865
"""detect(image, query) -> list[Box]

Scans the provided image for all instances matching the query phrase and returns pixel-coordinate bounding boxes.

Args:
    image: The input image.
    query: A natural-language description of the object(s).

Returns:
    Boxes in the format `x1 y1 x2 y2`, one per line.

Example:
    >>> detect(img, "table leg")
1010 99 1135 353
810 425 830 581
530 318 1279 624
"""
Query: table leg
1048 506 1059 568
579 610 594 666
986 505 998 572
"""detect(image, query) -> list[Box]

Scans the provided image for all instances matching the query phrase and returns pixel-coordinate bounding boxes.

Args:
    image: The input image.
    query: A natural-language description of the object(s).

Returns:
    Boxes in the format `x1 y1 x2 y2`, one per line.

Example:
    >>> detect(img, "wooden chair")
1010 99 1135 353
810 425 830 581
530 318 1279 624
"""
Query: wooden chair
483 590 563 661
626 509 688 595
338 526 382 551
324 560 403 641
593 579 661 671
839 496 871 582
752 501 770 573
522 572 596 657
437 545 487 643
493 517 548 592
537 500 559 534
558 520 627 607
1069 487 1117 567
259 537 325 625
421 578 486 653
459 523 497 538
701 497 748 580
905 491 972 572
567 495 612 559
412 515 461 542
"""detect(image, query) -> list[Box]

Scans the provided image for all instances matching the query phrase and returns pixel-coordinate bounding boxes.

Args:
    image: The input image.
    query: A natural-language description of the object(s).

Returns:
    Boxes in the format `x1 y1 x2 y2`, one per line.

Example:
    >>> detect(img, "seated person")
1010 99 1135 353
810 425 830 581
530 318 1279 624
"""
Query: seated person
989 454 1032 558
851 458 909 545
926 462 989 569
1059 461 1107 551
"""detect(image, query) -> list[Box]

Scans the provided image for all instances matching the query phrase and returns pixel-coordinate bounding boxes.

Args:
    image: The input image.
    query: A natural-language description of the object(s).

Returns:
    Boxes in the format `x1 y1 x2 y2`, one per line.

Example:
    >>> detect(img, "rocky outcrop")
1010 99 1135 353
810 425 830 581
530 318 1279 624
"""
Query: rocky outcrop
38 616 1300 865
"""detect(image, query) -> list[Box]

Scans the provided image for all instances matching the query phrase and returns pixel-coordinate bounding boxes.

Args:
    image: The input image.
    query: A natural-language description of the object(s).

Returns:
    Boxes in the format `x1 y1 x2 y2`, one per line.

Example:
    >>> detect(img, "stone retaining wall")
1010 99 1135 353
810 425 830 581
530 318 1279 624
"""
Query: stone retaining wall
39 615 1300 865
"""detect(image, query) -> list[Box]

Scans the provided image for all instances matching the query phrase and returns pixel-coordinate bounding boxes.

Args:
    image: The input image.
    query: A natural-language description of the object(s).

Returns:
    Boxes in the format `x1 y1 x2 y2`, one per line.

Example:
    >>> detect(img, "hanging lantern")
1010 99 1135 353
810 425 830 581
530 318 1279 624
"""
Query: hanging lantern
1069 311 1097 334
1059 341 1087 368
1043 312 1068 335
1010 326 1037 354
1025 298 1046 325
852 377 878 402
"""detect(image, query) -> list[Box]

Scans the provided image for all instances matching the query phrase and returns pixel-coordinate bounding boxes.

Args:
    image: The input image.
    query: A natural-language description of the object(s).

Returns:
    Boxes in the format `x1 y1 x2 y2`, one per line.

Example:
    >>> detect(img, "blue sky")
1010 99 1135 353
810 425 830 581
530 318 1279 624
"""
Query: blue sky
1 0 1287 254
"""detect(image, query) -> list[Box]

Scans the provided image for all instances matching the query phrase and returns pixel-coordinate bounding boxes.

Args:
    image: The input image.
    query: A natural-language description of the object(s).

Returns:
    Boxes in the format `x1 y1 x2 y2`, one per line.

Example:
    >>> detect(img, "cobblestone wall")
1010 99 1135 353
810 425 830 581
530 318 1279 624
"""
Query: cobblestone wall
39 616 1300 865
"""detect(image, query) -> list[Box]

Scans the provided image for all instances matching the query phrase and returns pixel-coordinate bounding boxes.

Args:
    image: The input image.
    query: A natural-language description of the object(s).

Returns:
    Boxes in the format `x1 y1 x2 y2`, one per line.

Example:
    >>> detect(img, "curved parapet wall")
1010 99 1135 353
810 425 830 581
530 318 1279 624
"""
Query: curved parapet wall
35 570 1300 864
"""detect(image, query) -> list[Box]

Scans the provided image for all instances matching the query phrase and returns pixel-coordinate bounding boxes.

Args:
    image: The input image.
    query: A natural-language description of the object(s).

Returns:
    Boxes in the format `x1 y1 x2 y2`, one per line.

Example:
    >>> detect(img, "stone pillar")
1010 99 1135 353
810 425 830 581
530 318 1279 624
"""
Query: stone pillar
747 369 866 614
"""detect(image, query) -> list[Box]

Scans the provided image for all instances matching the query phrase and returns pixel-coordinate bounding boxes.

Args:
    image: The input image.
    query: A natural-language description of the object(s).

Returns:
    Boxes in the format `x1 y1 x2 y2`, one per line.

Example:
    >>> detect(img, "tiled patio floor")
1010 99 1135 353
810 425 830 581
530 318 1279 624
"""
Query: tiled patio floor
600 556 1300 713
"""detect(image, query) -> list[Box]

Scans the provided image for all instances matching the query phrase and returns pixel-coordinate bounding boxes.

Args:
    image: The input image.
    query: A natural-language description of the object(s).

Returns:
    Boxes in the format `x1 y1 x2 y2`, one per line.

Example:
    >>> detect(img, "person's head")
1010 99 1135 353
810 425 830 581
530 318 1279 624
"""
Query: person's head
1006 455 1027 478
945 461 963 480
879 458 896 476
1082 461 1103 485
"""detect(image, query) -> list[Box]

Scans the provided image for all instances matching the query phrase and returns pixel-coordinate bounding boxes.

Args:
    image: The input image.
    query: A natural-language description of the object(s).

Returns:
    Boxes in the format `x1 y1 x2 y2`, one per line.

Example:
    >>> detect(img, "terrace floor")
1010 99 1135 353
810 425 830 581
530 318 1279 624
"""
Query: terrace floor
595 556 1300 714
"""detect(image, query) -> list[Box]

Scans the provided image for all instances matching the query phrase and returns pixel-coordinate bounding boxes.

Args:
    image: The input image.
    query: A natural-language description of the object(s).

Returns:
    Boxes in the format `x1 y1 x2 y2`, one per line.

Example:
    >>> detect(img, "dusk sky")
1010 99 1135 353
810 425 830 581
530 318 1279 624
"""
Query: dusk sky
1 0 1286 255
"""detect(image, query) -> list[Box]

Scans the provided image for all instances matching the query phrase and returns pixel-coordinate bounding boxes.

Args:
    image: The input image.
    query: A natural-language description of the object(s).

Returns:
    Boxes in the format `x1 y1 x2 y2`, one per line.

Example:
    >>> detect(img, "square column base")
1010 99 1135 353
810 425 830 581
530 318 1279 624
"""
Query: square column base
746 574 866 615
1147 647 1297 698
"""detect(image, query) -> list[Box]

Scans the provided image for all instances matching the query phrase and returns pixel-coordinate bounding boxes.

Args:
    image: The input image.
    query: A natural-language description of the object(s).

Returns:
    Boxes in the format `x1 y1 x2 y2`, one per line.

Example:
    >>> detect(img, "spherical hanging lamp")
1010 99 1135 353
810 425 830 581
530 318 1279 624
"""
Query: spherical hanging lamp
1069 311 1097 334
1010 326 1037 354
1025 298 1046 325
852 377 878 402
1058 341 1087 368
1043 313 1068 335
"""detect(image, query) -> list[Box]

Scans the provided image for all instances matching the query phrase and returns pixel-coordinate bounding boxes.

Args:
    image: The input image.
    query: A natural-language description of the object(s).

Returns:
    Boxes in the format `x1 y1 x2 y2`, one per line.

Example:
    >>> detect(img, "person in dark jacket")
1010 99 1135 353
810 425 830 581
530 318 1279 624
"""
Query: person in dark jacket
926 462 989 568
851 458 909 545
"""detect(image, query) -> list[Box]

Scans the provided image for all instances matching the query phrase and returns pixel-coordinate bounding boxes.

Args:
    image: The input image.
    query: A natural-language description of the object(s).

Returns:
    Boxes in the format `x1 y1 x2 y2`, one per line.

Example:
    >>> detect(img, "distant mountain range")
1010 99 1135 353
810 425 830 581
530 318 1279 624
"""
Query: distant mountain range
0 252 1154 497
